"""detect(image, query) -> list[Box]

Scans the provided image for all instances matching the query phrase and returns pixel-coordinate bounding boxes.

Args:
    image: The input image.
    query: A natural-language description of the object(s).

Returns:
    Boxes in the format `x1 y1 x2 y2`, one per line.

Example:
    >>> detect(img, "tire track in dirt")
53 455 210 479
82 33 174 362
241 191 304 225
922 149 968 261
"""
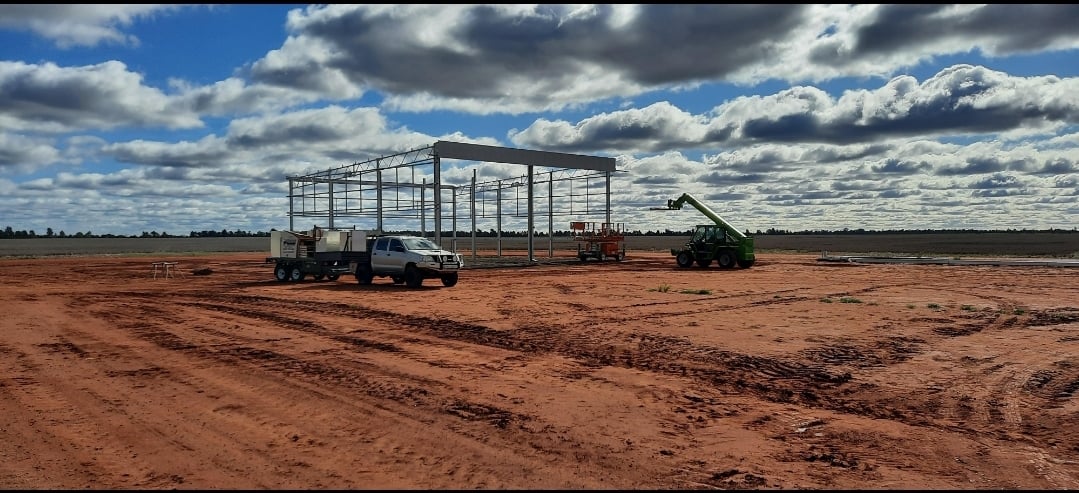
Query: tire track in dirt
177 291 1077 441
73 291 570 466
896 287 1079 442
71 283 1079 476
67 291 706 488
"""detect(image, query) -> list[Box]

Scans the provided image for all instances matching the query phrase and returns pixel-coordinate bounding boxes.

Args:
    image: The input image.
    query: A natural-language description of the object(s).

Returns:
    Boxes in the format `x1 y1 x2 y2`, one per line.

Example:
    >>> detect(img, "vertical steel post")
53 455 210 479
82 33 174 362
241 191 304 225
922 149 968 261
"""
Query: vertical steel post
471 170 477 263
328 181 334 229
496 180 502 257
527 165 535 262
376 160 383 234
288 178 295 231
605 170 612 226
451 185 457 251
433 155 441 245
548 170 554 258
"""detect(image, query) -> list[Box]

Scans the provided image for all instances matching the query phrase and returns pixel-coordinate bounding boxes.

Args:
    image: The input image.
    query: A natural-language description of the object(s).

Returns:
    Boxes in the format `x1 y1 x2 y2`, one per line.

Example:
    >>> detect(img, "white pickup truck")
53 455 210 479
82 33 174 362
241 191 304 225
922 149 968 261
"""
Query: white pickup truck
351 234 463 288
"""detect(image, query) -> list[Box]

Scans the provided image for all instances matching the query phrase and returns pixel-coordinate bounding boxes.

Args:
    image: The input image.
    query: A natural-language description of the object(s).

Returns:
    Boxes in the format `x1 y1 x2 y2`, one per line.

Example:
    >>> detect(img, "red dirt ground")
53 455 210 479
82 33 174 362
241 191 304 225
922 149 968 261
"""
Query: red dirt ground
2 251 1079 489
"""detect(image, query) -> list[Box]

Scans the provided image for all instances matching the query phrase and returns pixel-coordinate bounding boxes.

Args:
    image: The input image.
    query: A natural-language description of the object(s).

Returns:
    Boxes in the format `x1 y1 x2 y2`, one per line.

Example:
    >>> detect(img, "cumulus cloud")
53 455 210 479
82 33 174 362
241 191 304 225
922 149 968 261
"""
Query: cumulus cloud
0 61 203 133
510 65 1079 153
0 132 63 174
0 5 190 48
237 4 1079 114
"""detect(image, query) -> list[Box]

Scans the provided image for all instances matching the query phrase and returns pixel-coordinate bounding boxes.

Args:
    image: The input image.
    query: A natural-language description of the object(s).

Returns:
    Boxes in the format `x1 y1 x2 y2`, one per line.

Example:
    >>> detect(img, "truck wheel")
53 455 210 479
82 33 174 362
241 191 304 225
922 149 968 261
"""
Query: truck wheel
441 273 459 287
676 252 694 268
737 259 755 269
327 274 340 281
404 265 423 288
615 252 625 262
289 266 305 281
355 266 374 285
391 276 404 284
717 250 736 269
274 264 289 282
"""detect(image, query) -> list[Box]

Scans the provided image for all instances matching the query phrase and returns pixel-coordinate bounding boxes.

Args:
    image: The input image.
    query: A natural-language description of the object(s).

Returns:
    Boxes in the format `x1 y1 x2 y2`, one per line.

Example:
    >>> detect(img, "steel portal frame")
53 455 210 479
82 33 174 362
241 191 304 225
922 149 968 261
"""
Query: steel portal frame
285 141 618 261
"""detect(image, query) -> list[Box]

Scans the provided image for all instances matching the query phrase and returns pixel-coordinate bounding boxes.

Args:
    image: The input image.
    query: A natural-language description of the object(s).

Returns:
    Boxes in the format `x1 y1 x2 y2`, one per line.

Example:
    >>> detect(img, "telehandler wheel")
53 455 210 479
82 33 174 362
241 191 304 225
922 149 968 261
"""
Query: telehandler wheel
274 264 289 282
289 266 306 282
676 252 694 268
355 266 374 285
717 250 737 269
737 259 755 269
404 264 423 288
441 273 459 287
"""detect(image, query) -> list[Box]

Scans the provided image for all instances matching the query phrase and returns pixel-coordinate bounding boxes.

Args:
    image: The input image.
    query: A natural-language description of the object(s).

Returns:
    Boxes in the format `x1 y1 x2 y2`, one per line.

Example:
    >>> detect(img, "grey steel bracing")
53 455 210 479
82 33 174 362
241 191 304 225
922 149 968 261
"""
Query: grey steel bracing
282 141 618 261
432 141 614 172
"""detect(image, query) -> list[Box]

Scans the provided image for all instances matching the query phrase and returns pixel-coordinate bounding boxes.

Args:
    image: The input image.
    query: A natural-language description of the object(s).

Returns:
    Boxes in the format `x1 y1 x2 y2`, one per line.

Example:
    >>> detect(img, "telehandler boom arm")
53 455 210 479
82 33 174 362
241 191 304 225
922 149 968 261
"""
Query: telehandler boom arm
666 193 748 240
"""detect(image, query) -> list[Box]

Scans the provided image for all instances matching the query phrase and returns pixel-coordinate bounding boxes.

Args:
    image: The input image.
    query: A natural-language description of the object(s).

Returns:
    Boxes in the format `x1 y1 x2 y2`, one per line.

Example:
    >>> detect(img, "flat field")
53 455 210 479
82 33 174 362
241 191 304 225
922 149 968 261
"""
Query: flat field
2 235 1079 489
1 231 1077 257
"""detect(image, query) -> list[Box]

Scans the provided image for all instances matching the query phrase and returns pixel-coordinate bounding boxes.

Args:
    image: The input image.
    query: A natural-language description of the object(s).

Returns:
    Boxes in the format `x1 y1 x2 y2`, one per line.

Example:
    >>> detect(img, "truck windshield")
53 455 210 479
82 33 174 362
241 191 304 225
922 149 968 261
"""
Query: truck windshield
402 238 440 250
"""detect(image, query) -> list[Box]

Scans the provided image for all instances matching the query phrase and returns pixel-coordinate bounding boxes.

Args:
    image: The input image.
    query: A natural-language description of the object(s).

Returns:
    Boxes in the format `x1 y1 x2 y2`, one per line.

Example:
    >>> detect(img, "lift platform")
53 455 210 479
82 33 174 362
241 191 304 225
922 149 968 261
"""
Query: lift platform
570 221 626 261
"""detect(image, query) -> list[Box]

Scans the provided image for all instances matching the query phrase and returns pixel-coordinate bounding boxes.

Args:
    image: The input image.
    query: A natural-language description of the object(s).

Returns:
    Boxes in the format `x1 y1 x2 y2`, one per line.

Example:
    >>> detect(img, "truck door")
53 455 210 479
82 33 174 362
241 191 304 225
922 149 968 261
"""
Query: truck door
371 237 406 274
371 237 390 272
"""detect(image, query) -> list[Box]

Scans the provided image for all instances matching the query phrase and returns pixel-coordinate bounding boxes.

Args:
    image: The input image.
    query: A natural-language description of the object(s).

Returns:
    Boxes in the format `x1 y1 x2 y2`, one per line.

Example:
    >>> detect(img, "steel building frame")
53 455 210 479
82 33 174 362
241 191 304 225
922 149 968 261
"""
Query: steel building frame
285 140 618 261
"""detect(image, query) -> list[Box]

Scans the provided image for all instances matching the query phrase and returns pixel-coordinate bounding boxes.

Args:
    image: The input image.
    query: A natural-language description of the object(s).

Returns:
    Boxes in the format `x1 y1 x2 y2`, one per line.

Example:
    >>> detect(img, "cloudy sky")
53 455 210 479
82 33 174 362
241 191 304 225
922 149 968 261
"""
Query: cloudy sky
2 4 1078 236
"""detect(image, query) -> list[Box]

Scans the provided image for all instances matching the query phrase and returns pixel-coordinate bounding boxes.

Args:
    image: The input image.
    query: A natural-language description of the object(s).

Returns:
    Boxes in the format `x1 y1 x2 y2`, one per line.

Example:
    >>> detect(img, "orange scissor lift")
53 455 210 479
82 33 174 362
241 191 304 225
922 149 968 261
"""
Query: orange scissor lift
571 221 626 262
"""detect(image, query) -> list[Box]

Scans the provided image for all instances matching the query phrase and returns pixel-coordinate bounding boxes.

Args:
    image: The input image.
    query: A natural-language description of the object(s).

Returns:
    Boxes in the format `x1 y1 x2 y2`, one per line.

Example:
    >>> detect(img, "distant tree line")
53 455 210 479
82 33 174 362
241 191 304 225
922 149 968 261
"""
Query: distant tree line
2 225 1076 240
0 226 272 239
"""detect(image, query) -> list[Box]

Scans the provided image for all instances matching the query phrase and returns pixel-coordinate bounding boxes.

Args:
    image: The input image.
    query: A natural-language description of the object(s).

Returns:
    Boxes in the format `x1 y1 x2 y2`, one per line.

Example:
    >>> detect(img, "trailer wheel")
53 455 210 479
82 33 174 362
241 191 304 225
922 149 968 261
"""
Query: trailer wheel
441 273 459 287
717 250 737 269
274 264 289 282
676 252 694 268
289 266 306 281
355 266 374 285
737 259 755 269
404 265 423 288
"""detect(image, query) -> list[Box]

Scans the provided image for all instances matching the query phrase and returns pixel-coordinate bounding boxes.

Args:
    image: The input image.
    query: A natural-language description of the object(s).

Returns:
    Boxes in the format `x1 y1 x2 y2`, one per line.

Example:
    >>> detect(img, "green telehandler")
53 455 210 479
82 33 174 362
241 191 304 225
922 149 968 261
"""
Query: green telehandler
659 193 755 269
